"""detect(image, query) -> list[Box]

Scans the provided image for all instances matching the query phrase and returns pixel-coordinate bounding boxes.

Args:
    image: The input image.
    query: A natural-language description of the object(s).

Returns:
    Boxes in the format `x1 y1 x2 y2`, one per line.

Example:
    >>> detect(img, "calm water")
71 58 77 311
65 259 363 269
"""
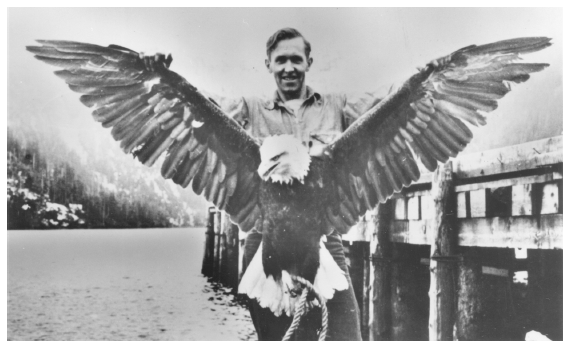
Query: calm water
7 228 255 341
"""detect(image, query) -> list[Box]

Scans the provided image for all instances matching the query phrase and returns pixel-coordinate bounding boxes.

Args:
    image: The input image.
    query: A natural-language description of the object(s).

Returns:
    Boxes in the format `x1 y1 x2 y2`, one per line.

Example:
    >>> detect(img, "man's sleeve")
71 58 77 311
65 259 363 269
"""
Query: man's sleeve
225 97 251 131
342 85 392 130
198 90 250 131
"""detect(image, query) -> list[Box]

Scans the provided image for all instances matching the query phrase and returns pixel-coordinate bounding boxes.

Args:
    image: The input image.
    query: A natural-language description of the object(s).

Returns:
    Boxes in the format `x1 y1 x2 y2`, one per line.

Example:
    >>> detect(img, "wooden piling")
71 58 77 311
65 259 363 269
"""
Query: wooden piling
212 211 222 282
222 213 240 293
456 247 519 340
527 249 563 340
361 243 371 341
201 207 216 278
218 227 227 284
391 243 430 340
428 161 456 341
370 201 392 340
347 242 365 319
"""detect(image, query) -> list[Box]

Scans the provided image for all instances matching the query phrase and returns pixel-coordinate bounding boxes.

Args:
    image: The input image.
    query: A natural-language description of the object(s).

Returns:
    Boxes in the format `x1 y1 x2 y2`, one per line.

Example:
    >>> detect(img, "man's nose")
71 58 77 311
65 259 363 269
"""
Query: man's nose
283 61 294 72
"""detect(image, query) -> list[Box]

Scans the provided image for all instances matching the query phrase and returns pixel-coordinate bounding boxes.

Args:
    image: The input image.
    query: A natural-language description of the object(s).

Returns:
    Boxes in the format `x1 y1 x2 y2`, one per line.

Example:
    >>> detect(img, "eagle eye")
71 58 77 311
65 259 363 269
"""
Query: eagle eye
270 152 285 162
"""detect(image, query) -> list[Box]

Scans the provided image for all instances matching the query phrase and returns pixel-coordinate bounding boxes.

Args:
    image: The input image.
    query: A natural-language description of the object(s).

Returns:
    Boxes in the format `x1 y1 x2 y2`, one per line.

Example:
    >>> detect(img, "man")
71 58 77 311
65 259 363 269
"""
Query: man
144 27 381 340
226 28 383 341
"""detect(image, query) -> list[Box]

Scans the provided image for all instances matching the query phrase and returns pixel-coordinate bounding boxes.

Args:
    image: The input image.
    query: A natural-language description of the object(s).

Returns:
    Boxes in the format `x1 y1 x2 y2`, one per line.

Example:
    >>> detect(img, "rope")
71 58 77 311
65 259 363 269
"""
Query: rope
282 275 328 341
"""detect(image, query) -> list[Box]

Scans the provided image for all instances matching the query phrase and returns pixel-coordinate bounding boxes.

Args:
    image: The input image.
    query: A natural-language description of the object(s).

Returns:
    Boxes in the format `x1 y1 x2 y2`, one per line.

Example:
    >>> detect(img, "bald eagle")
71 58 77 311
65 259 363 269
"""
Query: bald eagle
27 37 551 316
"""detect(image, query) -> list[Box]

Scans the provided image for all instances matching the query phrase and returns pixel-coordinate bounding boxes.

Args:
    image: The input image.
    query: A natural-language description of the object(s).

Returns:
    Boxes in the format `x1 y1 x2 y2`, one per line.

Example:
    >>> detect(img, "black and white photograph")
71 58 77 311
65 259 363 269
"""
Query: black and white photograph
7 6 563 341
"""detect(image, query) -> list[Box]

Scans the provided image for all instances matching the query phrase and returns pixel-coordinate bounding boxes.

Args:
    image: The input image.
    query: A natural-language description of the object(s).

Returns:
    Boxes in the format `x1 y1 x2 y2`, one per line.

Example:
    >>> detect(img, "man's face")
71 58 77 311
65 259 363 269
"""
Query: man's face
265 37 313 99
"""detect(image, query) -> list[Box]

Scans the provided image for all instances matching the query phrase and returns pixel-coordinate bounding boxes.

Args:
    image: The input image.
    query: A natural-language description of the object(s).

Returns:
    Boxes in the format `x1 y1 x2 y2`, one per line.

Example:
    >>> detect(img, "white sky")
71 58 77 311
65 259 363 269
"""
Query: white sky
7 7 563 153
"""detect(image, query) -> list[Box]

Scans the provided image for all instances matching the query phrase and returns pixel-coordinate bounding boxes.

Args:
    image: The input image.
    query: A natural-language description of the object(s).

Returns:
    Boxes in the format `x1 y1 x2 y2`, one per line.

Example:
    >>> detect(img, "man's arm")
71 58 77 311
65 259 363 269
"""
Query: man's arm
225 97 251 131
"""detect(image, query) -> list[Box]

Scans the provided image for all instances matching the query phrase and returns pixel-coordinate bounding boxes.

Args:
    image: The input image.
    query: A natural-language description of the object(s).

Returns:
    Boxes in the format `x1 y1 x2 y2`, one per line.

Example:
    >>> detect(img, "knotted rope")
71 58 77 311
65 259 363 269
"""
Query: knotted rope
282 275 328 341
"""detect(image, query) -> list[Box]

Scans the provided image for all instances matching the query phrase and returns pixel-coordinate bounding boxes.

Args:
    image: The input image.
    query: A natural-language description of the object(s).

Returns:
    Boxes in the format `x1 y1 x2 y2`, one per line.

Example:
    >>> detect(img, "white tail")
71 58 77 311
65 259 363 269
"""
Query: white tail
238 240 349 316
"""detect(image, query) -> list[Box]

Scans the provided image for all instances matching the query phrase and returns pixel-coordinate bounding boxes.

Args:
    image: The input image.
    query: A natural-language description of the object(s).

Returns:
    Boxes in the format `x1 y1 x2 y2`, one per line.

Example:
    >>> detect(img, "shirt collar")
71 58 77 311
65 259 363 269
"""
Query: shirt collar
264 86 322 110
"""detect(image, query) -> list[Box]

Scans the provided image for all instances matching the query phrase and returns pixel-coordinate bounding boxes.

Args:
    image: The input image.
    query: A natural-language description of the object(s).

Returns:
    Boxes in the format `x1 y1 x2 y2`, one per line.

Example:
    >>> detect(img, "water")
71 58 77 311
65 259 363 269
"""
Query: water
7 228 256 341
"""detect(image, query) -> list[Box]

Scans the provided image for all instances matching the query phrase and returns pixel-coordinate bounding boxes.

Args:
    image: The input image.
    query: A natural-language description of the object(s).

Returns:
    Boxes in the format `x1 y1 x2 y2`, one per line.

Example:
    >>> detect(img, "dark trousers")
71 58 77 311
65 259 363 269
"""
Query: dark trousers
243 232 362 341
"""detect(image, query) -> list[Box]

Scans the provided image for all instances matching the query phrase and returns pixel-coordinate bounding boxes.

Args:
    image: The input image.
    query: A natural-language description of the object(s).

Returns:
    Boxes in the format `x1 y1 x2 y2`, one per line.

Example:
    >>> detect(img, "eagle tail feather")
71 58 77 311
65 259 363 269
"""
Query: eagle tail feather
238 241 349 317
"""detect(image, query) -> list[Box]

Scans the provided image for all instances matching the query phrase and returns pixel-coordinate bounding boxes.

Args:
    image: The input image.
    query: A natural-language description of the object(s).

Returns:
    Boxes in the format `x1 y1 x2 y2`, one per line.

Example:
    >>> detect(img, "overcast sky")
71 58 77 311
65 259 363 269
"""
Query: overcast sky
8 7 562 154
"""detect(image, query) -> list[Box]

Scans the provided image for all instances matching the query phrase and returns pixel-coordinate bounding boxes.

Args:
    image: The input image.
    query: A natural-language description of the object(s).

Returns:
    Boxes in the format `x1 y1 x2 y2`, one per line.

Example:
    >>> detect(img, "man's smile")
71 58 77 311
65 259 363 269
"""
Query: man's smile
281 75 298 81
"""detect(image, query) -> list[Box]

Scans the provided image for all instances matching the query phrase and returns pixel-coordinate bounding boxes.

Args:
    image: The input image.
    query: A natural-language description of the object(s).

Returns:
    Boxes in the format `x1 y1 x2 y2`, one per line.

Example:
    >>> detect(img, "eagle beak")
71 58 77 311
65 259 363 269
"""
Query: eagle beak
258 161 279 181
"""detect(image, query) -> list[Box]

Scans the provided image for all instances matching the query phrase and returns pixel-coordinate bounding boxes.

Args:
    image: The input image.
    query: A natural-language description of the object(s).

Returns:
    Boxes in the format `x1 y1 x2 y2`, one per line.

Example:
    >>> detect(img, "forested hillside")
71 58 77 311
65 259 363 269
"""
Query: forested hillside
7 126 208 230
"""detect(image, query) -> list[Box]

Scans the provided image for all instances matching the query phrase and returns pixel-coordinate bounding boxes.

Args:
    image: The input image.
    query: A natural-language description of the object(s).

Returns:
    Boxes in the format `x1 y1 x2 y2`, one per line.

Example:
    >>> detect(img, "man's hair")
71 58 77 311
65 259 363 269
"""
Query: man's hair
266 28 311 59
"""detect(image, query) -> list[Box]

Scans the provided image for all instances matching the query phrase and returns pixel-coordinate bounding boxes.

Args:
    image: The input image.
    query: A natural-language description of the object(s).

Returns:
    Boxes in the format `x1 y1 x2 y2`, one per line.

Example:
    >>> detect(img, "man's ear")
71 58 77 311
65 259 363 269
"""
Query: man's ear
306 57 313 72
265 58 271 73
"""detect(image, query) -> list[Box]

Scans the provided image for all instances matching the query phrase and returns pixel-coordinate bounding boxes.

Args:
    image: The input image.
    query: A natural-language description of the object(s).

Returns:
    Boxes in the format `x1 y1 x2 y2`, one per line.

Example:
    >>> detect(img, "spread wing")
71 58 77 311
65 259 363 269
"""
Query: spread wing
325 37 551 234
27 40 263 231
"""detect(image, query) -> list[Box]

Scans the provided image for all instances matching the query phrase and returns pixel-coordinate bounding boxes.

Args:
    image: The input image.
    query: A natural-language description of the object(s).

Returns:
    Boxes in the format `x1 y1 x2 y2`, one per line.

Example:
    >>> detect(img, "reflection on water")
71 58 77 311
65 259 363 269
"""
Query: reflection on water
7 228 255 341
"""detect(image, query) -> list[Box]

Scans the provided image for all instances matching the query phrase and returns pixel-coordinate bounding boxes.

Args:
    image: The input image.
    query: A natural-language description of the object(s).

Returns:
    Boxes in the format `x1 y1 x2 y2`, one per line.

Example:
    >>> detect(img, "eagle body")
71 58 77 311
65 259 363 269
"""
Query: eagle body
259 158 333 285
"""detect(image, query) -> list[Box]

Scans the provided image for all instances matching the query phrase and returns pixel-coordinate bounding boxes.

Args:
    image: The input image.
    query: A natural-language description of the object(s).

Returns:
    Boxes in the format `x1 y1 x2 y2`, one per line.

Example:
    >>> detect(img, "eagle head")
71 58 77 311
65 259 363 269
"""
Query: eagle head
257 134 311 185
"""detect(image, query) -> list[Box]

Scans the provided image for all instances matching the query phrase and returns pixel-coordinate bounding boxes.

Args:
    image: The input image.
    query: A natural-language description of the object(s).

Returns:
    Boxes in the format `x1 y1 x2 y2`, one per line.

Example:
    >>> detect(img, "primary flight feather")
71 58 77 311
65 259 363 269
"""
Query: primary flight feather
27 36 551 316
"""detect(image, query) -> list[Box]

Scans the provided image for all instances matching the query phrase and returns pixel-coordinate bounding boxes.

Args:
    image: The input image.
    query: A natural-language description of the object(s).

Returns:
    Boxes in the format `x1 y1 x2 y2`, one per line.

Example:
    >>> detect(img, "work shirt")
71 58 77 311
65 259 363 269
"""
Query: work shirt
225 86 384 147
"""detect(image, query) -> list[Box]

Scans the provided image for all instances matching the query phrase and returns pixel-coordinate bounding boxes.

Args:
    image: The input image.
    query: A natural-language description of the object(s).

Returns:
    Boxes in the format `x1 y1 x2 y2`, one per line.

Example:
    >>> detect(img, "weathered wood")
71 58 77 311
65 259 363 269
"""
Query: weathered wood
212 211 222 282
238 236 245 280
454 172 562 192
394 198 407 220
512 184 533 216
470 189 486 218
481 266 509 277
218 232 227 284
428 161 455 341
390 220 431 245
486 186 512 217
403 189 430 198
346 241 367 339
527 249 563 341
343 209 375 242
452 135 562 179
407 196 420 220
540 182 560 214
457 214 562 249
456 248 520 340
370 201 392 341
457 192 468 218
391 214 562 249
361 243 371 341
222 213 240 293
391 243 430 340
421 194 434 220
201 207 216 278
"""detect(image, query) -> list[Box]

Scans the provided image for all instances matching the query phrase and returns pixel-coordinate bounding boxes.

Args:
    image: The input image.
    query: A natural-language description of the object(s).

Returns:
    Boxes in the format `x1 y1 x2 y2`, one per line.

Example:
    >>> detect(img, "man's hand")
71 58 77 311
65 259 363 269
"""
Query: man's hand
139 52 173 72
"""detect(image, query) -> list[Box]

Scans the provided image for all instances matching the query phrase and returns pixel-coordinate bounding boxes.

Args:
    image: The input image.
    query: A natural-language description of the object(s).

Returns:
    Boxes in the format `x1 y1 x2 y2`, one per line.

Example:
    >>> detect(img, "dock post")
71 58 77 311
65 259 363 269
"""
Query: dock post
222 213 240 293
456 248 519 340
212 211 222 282
370 201 392 340
361 242 371 340
346 240 369 339
428 161 456 341
391 243 430 340
218 222 227 284
201 207 216 278
526 249 562 340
